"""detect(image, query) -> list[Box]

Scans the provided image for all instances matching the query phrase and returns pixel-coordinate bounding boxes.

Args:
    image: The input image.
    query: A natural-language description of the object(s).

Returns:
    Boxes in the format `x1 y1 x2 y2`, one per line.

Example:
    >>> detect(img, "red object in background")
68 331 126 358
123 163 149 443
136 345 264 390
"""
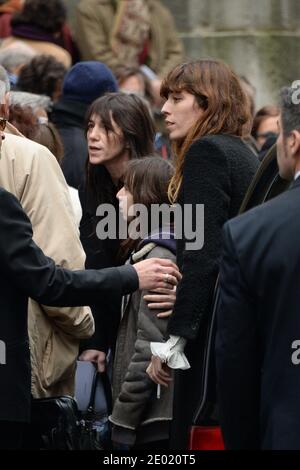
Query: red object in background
0 13 12 38
138 38 149 66
189 426 225 450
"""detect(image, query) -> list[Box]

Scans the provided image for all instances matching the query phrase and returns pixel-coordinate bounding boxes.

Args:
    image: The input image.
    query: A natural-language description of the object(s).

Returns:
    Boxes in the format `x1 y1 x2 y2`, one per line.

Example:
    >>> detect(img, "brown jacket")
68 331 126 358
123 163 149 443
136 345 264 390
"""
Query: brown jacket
0 132 94 397
75 0 184 77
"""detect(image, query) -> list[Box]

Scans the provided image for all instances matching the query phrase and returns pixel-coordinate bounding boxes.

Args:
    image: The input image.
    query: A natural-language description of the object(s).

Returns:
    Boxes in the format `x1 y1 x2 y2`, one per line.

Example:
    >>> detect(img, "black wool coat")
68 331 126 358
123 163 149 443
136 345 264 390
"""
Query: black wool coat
167 134 259 448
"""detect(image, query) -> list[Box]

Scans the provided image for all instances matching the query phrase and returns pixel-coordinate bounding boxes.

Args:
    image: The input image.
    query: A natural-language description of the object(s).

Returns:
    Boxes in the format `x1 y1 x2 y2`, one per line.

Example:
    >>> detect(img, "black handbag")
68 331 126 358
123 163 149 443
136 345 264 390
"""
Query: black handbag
28 370 113 450
78 369 112 450
29 395 81 450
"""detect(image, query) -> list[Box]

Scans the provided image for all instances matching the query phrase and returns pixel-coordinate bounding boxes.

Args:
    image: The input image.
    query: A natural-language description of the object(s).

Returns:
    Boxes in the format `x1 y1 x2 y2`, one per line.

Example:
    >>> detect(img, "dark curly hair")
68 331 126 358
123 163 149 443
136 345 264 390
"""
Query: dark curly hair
17 55 66 101
11 0 66 34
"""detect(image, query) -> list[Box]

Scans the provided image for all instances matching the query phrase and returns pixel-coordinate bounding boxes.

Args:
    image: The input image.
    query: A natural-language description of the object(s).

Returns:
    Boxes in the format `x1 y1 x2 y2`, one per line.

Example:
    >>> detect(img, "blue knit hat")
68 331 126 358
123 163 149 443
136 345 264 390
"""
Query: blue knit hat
62 61 118 104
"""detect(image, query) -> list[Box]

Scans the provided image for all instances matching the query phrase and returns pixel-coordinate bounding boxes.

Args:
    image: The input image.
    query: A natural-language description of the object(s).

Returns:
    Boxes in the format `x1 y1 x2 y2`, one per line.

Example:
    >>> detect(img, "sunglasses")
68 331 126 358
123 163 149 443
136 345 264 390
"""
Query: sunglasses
0 118 7 132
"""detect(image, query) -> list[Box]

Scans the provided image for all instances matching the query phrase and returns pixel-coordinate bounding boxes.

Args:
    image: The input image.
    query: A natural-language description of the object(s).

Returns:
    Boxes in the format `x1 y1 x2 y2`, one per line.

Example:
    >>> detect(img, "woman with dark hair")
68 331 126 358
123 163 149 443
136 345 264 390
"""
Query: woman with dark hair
79 92 166 371
146 59 259 448
85 92 156 194
110 156 176 449
81 92 156 265
1 0 76 67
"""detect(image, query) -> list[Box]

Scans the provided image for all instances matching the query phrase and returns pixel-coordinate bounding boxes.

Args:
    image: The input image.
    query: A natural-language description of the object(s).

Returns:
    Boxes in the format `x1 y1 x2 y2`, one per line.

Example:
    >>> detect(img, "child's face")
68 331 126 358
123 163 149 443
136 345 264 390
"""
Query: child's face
117 185 134 222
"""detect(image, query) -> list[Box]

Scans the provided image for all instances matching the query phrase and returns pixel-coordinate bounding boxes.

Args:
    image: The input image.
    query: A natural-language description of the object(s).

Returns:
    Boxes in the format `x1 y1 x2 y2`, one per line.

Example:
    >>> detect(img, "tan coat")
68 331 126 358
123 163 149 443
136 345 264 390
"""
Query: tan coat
75 0 184 77
0 133 94 397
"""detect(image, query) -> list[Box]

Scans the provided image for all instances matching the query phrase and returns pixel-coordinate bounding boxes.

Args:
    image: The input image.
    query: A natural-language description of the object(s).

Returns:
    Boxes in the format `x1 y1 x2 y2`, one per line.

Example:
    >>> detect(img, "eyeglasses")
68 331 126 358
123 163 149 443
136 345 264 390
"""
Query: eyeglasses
0 118 7 132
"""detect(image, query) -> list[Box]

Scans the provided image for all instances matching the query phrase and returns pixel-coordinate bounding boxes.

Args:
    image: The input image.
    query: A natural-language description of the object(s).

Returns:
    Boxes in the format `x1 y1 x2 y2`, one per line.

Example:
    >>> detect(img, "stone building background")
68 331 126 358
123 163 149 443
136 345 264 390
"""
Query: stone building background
65 0 300 109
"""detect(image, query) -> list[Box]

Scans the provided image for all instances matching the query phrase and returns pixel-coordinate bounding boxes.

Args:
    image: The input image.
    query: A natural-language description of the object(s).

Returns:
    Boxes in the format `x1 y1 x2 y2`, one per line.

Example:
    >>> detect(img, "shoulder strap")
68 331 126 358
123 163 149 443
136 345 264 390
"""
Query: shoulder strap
87 370 112 415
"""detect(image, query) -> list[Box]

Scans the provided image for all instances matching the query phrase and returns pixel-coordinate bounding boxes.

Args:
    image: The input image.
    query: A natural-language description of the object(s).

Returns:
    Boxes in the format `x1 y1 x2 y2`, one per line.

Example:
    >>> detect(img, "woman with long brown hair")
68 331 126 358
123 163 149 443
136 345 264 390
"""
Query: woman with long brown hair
146 59 259 448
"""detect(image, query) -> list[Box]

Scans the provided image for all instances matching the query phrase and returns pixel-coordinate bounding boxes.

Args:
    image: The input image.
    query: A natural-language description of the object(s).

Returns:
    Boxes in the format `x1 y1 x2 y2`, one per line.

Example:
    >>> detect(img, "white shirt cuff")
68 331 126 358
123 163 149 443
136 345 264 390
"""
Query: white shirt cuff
150 335 190 370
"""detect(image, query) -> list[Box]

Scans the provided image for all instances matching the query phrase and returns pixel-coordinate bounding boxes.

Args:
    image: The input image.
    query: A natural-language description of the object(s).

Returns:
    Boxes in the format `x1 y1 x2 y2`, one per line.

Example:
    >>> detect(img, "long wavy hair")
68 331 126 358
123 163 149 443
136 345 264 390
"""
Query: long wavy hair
160 59 252 203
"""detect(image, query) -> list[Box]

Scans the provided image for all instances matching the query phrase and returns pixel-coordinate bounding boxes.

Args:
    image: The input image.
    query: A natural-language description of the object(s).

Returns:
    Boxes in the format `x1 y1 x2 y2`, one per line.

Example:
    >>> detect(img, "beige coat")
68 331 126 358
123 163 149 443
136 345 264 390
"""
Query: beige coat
0 132 94 397
75 0 184 77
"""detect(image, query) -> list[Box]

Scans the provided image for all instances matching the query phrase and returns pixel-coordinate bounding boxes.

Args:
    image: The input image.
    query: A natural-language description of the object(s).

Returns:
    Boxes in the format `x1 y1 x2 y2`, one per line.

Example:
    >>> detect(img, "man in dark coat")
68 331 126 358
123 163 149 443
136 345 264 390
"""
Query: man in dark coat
216 86 300 449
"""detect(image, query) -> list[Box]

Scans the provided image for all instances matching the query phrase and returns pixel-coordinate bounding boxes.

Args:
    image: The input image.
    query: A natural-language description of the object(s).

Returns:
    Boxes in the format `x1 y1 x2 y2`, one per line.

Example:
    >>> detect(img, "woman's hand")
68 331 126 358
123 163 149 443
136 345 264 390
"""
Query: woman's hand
146 355 172 387
144 286 176 318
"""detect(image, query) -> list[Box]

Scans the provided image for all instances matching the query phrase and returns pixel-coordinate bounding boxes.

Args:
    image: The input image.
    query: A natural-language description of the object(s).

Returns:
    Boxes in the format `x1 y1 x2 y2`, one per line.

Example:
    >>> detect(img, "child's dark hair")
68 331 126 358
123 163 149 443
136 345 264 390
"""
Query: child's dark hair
120 156 174 260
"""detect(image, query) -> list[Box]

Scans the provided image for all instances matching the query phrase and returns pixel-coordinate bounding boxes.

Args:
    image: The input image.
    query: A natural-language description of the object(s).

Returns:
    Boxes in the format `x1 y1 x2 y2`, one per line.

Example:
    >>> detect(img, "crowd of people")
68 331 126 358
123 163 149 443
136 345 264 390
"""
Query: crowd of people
0 0 298 452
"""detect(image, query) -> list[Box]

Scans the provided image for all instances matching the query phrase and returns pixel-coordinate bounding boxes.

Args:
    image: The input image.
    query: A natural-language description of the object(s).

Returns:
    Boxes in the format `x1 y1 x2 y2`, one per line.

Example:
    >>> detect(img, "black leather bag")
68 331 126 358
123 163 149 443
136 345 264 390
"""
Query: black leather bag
29 370 113 450
30 396 81 450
